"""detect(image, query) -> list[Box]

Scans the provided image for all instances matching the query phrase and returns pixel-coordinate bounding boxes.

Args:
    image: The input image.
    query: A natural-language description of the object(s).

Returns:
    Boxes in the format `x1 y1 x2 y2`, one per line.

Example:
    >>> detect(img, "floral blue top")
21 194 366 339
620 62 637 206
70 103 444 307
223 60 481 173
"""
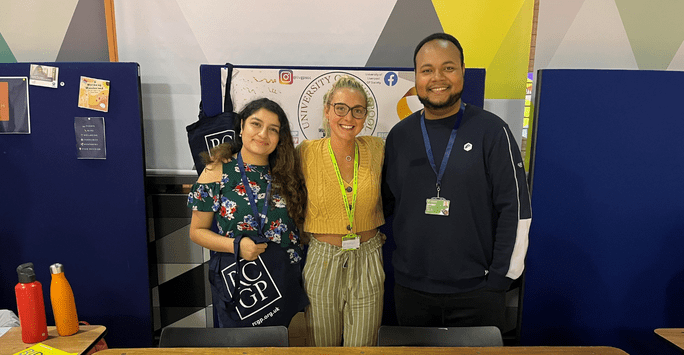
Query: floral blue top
187 158 302 263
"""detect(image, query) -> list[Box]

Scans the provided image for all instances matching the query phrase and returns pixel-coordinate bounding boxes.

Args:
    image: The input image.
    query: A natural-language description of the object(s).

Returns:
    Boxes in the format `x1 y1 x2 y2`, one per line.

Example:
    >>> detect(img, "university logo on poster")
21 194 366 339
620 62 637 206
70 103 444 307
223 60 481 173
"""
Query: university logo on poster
225 67 419 141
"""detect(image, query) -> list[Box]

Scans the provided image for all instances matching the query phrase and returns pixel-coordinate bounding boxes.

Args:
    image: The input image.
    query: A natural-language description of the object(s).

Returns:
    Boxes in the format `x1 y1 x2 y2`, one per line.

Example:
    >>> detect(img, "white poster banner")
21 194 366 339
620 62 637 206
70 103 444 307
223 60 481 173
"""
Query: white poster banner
225 67 422 143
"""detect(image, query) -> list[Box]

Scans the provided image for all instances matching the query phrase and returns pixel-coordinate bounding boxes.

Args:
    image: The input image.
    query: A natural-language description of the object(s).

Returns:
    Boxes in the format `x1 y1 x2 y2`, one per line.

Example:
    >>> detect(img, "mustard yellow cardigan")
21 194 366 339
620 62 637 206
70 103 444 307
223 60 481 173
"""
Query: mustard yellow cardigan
298 136 385 234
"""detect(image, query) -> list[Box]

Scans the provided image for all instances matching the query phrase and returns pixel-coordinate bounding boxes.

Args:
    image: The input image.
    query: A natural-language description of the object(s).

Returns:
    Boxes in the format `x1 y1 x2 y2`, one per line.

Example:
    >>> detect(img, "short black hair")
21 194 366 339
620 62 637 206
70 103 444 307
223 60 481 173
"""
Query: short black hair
413 32 464 68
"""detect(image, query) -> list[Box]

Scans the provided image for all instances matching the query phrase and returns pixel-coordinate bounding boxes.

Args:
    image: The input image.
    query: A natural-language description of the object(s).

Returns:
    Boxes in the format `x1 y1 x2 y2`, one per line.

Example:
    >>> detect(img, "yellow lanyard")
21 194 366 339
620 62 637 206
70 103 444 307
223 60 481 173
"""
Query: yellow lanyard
327 139 359 234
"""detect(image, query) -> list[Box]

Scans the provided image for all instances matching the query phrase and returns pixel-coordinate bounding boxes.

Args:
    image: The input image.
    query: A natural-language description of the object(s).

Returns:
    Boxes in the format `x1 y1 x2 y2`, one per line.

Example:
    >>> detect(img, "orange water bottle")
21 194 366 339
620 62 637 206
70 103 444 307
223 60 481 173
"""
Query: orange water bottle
49 263 79 336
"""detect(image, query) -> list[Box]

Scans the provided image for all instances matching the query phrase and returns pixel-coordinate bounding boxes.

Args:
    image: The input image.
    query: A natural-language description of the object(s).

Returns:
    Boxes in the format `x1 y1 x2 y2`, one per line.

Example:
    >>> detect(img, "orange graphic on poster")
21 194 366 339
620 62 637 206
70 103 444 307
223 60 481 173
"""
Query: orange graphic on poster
396 87 417 120
0 82 8 121
78 76 110 112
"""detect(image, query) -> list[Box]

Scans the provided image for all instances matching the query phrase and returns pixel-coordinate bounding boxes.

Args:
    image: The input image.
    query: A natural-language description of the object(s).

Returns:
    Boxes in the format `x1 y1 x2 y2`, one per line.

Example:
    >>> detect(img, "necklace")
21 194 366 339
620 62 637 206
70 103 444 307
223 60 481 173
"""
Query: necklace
330 138 354 162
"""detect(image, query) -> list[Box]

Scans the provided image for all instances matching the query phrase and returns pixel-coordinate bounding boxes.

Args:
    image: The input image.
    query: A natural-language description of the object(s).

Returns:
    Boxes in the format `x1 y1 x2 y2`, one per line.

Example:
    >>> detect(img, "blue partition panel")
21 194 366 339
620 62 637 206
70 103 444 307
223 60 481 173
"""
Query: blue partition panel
524 69 684 354
0 62 152 347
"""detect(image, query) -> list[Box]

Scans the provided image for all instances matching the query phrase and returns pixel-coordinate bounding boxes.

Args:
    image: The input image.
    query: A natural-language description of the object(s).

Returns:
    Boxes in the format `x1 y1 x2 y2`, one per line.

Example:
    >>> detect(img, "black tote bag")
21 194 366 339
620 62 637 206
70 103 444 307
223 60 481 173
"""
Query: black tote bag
186 63 236 175
208 234 308 328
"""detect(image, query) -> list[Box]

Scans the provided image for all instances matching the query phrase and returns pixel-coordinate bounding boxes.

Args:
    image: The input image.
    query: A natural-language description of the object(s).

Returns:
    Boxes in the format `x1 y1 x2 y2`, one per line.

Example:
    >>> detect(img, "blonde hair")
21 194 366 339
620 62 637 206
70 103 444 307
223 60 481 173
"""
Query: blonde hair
321 76 371 137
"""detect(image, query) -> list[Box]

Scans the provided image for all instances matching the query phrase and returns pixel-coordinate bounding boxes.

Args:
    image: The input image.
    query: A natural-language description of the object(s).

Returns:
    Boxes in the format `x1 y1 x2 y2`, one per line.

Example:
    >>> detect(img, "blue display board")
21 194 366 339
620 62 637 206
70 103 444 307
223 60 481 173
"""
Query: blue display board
0 63 152 348
524 69 684 354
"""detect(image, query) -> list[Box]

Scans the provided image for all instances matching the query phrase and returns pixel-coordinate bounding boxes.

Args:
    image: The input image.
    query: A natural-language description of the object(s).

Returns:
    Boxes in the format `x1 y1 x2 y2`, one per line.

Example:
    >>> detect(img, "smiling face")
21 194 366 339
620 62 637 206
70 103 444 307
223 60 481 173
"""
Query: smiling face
325 87 367 142
239 108 281 165
415 39 465 119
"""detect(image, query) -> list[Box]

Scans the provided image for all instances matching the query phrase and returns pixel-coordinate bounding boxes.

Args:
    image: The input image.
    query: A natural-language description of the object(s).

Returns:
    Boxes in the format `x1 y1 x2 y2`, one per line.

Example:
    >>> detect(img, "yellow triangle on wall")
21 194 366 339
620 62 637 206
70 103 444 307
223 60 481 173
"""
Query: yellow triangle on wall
432 0 533 100
433 0 527 68
486 0 534 99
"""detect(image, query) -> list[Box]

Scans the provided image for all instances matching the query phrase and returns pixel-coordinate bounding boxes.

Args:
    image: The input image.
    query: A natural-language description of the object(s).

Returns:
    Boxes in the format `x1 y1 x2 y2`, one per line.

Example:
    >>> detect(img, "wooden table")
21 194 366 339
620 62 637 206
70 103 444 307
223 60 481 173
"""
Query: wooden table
96 346 628 355
0 325 107 355
655 328 684 352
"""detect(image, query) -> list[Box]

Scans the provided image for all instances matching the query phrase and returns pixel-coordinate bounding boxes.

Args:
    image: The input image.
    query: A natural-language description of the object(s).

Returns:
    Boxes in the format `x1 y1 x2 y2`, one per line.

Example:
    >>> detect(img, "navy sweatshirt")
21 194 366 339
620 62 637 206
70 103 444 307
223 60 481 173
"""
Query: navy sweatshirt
382 104 532 293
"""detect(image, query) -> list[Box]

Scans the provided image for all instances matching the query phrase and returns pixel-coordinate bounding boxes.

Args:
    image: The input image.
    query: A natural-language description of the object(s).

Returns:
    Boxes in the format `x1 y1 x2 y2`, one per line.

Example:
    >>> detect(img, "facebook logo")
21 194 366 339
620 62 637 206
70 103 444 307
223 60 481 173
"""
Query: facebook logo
384 72 398 86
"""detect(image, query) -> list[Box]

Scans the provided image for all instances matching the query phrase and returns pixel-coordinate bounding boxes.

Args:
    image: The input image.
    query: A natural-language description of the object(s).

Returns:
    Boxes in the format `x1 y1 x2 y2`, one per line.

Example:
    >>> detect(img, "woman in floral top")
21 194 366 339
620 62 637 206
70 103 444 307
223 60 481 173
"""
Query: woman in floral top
187 98 308 327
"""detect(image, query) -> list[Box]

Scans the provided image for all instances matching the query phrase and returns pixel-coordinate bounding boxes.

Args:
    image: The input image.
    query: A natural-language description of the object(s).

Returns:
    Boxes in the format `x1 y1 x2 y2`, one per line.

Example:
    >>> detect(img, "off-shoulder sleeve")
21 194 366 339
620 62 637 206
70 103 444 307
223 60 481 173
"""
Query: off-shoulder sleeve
186 181 221 212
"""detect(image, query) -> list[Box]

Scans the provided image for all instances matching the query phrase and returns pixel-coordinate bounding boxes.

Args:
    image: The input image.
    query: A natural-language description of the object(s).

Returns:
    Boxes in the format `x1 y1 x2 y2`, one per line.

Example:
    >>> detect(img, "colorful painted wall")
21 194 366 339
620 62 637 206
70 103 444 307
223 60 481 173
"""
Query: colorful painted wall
1 1 534 171
5 1 684 168
0 1 110 63
112 0 533 171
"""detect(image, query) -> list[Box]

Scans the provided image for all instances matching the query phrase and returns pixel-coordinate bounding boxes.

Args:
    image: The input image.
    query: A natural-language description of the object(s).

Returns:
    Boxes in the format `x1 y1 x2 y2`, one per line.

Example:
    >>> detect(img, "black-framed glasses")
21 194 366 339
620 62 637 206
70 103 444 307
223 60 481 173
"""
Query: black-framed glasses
328 102 367 119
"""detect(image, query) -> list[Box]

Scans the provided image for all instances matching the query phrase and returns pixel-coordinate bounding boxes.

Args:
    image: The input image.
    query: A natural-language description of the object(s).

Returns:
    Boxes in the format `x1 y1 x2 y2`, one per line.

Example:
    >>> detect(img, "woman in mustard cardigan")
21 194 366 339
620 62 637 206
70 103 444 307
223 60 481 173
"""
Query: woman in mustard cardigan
297 76 385 346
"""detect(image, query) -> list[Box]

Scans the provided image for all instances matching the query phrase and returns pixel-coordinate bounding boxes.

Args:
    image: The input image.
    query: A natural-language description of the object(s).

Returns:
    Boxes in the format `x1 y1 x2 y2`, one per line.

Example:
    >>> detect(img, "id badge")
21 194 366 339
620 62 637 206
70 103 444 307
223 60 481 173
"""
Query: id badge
342 233 360 250
425 197 450 216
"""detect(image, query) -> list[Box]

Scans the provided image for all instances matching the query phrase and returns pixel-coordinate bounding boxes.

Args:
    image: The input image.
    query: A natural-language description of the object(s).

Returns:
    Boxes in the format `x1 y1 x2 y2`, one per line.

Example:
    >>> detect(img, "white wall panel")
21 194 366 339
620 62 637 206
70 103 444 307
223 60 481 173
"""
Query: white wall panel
115 0 397 170
0 1 79 61
546 0 637 69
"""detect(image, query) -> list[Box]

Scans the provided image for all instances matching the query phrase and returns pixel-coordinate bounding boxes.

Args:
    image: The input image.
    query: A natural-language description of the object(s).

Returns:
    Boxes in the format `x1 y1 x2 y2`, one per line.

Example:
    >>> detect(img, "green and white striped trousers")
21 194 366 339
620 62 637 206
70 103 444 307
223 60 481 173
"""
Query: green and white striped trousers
303 231 385 346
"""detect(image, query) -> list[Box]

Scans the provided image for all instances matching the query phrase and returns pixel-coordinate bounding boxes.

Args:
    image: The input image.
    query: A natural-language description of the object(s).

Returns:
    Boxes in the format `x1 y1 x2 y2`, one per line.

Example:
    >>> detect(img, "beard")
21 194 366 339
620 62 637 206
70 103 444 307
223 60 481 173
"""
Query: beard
418 89 462 111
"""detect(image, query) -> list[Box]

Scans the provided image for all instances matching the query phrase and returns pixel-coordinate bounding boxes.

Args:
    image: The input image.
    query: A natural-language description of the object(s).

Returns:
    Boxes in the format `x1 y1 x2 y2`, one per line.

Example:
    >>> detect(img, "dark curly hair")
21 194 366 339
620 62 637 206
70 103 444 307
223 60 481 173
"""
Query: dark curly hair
202 98 307 228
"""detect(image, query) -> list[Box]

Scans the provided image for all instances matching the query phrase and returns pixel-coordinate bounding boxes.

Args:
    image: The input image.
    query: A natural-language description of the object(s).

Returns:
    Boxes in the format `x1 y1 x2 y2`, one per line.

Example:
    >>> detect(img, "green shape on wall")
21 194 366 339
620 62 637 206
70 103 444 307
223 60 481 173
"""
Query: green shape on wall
0 32 17 63
616 0 684 70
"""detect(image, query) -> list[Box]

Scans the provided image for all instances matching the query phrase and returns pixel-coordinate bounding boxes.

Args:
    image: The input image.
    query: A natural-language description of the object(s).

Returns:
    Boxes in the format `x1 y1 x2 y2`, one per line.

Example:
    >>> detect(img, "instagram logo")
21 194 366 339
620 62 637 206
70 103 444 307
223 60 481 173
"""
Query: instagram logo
279 70 293 84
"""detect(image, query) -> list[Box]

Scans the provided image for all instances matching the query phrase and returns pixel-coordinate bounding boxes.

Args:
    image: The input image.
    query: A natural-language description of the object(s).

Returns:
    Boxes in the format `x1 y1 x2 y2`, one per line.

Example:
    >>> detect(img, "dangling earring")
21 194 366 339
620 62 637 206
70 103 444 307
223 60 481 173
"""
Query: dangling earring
239 132 242 137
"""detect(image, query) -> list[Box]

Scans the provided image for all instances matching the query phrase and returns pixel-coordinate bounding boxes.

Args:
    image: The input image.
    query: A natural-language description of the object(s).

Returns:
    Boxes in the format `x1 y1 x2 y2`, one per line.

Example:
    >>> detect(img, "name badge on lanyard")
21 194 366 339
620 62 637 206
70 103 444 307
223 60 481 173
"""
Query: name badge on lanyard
328 140 360 250
425 198 450 216
342 233 361 249
421 103 465 216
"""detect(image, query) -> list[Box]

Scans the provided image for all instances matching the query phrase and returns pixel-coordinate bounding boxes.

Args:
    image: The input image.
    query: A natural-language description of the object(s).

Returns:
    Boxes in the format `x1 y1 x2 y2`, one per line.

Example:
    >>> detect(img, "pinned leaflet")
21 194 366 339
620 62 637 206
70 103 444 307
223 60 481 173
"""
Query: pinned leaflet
74 117 106 159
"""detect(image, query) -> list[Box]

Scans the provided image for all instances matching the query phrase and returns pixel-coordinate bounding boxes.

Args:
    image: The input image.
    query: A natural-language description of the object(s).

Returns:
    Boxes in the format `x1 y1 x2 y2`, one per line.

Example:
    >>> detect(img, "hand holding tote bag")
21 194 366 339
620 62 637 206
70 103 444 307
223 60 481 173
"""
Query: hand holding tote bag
209 233 308 327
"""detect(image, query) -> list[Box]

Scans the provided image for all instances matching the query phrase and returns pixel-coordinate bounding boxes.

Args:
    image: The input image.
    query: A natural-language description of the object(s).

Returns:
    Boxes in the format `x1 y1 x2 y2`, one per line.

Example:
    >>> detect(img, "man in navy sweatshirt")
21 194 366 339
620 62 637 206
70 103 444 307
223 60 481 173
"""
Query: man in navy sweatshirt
382 32 532 331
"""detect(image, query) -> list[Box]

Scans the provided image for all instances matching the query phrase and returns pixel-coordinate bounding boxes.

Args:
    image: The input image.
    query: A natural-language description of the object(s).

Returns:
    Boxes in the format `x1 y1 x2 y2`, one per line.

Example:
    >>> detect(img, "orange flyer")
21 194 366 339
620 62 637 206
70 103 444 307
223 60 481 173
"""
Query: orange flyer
78 76 110 112
0 81 9 121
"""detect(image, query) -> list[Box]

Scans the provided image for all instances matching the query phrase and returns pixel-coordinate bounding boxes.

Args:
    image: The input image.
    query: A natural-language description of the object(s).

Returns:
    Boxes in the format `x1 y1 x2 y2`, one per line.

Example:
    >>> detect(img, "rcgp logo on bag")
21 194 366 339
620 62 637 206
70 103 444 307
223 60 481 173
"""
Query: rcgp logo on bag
204 130 235 156
221 256 282 320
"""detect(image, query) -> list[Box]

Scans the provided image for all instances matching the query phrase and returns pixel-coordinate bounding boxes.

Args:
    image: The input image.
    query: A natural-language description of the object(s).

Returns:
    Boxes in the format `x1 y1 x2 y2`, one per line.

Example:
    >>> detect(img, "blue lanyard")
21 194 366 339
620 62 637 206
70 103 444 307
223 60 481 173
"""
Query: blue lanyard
237 152 272 236
420 102 466 196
